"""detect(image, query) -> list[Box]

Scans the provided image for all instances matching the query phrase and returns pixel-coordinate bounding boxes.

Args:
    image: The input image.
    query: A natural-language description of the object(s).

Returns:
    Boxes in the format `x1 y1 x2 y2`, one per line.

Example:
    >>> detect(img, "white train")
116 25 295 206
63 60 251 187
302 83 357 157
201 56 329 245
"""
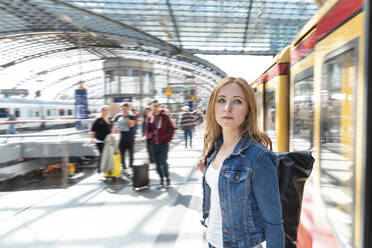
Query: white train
0 98 101 133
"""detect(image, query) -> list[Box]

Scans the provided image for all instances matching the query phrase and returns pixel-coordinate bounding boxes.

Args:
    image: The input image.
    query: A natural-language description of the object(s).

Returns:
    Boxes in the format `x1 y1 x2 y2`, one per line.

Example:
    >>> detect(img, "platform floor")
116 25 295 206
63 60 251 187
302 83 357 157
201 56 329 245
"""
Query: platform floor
0 129 208 248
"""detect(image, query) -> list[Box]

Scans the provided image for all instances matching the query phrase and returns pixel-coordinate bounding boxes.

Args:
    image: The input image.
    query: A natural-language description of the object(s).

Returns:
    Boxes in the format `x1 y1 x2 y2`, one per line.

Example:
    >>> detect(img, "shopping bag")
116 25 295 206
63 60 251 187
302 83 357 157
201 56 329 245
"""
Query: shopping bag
104 153 122 177
102 134 122 178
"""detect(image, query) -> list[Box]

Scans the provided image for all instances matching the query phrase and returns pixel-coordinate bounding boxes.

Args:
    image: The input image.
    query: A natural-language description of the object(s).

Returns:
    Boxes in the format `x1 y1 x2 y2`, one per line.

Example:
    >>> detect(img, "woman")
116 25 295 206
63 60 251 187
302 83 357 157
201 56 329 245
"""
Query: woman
141 107 154 164
196 77 284 248
90 105 112 171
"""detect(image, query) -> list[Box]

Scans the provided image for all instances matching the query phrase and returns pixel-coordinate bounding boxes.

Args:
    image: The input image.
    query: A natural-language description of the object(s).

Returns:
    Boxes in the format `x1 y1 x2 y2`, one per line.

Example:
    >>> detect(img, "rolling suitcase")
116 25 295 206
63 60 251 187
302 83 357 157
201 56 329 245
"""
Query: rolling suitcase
132 163 149 190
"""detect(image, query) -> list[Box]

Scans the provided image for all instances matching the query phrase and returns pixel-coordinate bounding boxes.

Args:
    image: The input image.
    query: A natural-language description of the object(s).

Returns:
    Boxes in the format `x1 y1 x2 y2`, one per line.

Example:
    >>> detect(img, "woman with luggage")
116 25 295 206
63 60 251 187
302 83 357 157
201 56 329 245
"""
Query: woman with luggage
195 77 284 248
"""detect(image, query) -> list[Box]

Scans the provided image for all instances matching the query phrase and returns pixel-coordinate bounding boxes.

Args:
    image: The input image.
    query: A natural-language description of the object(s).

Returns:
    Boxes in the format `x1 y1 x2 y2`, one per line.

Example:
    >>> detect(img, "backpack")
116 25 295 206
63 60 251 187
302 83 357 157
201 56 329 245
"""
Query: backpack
276 150 314 248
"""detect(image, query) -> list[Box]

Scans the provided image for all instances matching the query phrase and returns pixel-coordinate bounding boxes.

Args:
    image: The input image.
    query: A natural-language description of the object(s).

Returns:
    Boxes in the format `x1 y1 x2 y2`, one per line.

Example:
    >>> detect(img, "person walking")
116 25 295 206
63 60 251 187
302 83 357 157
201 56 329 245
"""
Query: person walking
6 108 19 134
114 102 136 172
141 107 154 165
90 105 112 172
179 106 196 149
195 77 284 248
144 100 175 189
194 107 204 129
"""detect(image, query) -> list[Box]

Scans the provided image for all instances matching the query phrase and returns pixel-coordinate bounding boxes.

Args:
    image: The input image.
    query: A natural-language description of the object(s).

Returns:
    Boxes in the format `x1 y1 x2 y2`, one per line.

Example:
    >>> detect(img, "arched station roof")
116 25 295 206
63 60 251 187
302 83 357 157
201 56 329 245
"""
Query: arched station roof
0 0 318 101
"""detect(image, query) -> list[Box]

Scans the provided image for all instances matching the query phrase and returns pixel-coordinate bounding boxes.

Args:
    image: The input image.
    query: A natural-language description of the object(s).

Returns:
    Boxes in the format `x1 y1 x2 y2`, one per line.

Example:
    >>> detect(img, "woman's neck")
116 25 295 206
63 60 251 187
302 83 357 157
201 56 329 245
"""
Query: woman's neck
221 129 241 151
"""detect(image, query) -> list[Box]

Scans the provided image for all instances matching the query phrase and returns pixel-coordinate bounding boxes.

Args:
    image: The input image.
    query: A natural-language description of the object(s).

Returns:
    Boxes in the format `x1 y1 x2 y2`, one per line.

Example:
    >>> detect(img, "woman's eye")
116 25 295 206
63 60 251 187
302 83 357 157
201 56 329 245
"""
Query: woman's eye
217 98 225 103
233 99 242 104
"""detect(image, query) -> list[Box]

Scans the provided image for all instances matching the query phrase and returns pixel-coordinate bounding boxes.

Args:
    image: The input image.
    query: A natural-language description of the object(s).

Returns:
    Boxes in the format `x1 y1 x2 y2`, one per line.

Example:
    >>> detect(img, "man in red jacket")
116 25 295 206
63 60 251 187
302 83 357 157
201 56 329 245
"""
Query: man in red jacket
144 100 175 189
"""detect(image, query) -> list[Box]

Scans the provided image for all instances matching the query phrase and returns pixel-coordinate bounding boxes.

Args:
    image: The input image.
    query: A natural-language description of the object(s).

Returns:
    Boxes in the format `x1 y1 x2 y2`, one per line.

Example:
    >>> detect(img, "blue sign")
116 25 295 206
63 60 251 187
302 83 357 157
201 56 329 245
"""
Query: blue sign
75 88 89 130
113 96 132 102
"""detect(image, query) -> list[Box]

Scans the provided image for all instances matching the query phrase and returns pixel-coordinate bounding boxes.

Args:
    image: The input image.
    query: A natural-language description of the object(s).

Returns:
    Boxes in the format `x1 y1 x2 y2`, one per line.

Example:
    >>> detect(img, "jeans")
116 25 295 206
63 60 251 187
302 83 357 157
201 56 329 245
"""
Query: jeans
146 138 154 163
183 127 193 148
119 137 134 169
209 243 262 248
149 142 169 179
6 126 19 134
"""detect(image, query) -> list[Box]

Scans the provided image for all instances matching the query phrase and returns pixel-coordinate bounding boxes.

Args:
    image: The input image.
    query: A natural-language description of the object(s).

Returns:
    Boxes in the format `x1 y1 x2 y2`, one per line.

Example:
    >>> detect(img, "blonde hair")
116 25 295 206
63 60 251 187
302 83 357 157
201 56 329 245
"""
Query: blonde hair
99 105 109 117
202 77 272 157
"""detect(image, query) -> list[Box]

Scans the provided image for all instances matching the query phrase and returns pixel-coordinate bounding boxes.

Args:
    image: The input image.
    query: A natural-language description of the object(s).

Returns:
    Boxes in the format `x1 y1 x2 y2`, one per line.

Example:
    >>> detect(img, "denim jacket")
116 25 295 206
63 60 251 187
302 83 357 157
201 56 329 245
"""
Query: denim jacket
202 136 285 248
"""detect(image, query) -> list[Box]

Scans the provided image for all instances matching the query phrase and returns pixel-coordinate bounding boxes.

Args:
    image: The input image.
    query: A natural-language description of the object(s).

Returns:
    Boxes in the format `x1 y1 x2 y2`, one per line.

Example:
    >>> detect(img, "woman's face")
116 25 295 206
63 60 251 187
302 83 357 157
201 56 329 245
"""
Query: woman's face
214 83 248 131
101 107 109 116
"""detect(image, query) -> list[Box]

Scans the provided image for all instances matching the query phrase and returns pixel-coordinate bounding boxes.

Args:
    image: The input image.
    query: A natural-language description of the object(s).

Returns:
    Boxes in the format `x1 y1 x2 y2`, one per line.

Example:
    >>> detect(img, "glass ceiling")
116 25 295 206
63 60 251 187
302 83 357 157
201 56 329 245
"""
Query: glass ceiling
67 0 317 55
0 0 318 101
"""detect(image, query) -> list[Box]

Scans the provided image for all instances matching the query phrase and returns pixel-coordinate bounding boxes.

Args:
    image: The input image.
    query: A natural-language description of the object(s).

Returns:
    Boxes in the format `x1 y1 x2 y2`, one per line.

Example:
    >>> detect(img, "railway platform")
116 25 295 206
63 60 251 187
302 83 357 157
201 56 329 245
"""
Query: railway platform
0 129 208 248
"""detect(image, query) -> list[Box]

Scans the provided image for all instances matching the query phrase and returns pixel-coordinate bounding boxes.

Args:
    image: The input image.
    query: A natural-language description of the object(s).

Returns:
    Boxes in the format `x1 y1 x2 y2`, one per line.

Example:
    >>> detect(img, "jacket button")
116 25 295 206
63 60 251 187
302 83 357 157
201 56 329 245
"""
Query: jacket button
235 175 239 181
222 209 226 214
221 172 225 177
223 228 228 233
220 190 224 195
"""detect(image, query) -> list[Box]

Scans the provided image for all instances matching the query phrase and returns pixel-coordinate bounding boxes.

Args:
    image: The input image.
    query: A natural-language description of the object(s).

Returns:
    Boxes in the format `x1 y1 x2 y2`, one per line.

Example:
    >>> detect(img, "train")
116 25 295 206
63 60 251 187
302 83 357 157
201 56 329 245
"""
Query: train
251 0 371 247
0 98 101 133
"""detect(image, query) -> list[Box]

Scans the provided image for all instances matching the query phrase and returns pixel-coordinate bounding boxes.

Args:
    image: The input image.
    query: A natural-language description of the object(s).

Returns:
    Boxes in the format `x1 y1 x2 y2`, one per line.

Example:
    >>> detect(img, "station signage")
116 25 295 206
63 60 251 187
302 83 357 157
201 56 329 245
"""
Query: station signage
75 86 88 130
113 96 133 102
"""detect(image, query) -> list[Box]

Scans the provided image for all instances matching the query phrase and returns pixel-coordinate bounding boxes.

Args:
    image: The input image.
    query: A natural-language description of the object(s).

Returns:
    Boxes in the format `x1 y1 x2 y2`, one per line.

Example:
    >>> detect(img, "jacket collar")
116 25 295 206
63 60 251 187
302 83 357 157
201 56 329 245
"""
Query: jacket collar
214 136 254 156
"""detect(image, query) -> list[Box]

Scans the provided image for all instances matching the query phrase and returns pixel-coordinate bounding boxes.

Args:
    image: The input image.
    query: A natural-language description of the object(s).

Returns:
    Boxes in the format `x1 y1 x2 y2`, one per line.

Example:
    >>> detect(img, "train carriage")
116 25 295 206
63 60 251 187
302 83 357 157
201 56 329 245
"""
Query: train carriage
0 98 100 133
292 0 366 247
253 47 290 152
252 0 371 247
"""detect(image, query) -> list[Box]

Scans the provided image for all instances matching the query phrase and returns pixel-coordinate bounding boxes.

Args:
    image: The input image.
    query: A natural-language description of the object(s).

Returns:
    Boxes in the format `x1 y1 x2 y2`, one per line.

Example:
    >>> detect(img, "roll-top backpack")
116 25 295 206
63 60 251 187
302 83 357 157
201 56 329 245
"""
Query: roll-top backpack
276 150 314 248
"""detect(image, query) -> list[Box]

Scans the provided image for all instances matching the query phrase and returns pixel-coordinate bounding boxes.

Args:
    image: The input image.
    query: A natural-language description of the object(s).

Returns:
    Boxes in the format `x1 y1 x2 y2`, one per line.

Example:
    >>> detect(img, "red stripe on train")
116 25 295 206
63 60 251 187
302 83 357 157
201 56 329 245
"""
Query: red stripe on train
291 0 363 64
256 63 289 85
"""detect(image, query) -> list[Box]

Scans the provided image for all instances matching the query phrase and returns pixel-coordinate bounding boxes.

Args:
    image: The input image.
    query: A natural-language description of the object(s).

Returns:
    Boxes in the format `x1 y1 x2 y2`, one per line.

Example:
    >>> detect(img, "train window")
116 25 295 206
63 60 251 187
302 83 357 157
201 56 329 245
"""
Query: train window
292 71 314 151
320 48 356 246
35 110 39 117
0 108 7 118
59 109 65 116
14 108 20 118
264 85 275 134
47 109 51 116
256 85 264 130
67 109 73 115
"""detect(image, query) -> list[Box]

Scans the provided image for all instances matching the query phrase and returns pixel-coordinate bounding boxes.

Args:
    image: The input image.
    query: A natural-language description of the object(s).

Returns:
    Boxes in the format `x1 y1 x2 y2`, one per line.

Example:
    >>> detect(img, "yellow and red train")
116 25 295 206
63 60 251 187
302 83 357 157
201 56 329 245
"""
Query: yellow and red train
251 0 371 247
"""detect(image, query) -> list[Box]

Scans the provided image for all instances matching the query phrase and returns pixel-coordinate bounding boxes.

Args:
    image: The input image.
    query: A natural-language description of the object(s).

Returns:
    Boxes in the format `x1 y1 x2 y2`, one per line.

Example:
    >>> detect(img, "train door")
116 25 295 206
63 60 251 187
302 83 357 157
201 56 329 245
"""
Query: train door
319 40 358 247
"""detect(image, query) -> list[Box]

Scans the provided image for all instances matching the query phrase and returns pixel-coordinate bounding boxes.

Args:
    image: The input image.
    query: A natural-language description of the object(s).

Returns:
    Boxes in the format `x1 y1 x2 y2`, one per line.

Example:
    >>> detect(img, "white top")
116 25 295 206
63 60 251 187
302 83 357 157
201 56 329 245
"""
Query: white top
205 165 223 248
